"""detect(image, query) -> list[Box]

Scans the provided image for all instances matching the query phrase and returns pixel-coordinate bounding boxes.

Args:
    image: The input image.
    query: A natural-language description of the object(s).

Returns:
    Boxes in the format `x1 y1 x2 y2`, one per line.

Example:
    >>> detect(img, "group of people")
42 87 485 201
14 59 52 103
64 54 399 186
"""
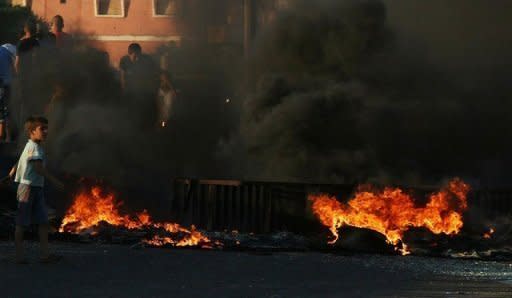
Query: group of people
1 15 179 264
1 15 178 143
0 15 71 143
120 42 178 129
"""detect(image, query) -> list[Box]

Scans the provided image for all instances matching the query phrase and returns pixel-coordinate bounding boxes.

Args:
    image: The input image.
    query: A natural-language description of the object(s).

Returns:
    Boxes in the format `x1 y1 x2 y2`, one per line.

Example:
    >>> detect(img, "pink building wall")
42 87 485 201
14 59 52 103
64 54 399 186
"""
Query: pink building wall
26 0 287 67
31 0 182 67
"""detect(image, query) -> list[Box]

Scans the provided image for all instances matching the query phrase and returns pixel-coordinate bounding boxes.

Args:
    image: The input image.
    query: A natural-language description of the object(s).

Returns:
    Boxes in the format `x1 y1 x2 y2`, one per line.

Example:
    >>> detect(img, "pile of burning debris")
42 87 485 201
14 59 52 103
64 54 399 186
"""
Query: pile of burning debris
1 178 511 260
308 178 512 259
309 178 470 255
57 186 217 249
53 185 308 251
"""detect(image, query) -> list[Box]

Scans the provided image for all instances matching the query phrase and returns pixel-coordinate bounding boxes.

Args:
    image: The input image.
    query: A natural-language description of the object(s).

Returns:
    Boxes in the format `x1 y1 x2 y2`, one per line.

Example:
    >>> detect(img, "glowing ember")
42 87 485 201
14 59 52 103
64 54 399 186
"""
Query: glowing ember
309 178 470 255
483 228 495 239
59 186 213 248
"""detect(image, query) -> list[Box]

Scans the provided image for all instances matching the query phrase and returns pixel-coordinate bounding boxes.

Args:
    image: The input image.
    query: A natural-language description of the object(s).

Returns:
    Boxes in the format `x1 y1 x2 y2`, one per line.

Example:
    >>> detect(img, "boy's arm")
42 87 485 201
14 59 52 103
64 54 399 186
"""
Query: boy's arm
31 160 64 190
14 56 20 74
8 163 17 178
0 163 17 186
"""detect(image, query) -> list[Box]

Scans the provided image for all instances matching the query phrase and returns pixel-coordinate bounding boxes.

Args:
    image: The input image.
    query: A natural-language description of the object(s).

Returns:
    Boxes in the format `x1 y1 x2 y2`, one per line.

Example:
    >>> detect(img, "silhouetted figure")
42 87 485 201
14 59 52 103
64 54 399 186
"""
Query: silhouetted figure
35 23 56 48
16 20 40 133
119 43 159 128
16 20 40 76
50 15 72 48
0 44 16 142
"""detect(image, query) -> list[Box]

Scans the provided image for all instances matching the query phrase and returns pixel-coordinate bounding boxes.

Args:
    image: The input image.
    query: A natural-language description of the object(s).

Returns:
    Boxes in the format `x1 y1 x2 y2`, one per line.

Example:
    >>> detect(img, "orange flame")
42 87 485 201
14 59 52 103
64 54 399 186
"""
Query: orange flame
483 227 495 239
144 225 211 247
309 178 470 255
59 186 213 248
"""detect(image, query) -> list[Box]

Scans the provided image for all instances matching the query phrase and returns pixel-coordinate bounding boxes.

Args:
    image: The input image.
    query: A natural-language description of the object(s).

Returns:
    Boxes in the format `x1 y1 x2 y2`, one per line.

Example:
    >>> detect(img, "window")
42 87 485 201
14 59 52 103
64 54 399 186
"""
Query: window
95 0 125 17
153 0 179 17
10 0 27 6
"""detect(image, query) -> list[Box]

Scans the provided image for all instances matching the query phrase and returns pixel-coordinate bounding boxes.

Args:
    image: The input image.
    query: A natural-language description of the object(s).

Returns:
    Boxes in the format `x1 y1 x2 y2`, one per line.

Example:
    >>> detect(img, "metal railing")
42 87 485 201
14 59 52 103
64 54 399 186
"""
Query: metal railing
170 179 356 233
169 179 512 233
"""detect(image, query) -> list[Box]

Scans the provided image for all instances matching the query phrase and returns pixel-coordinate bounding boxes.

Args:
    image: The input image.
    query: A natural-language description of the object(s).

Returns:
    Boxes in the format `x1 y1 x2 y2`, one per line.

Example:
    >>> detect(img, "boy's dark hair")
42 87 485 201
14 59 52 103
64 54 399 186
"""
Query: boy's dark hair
24 116 48 135
128 43 142 55
24 20 37 36
52 15 65 31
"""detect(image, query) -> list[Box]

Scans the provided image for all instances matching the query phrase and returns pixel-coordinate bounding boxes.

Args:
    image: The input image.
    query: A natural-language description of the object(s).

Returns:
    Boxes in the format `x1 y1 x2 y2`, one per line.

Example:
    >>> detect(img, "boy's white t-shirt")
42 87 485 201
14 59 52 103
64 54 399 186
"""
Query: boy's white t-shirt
14 139 45 187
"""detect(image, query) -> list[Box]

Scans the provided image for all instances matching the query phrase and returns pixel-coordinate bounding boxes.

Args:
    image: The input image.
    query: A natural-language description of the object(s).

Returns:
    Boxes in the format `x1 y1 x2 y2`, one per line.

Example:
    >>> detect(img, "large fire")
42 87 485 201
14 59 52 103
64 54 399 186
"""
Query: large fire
59 186 212 248
309 178 470 255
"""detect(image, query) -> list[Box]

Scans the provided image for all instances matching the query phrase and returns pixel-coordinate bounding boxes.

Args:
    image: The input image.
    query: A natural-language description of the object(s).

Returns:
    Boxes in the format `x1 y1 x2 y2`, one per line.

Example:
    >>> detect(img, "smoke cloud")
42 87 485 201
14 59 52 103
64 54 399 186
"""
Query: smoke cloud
219 0 512 186
8 0 512 191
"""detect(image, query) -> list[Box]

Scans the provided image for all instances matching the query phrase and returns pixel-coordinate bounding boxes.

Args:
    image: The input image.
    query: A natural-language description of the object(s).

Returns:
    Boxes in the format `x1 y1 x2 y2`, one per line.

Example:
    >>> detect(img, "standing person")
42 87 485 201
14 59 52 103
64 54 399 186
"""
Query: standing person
119 43 142 91
119 43 159 92
16 20 40 128
49 15 72 48
0 44 16 142
157 71 177 128
7 116 64 264
35 23 56 48
119 43 159 127
16 20 40 75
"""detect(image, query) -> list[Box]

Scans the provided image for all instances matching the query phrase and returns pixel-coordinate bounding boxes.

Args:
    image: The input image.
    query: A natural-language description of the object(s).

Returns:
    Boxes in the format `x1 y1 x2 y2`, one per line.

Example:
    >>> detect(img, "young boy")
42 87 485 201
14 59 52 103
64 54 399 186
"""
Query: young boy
8 116 64 264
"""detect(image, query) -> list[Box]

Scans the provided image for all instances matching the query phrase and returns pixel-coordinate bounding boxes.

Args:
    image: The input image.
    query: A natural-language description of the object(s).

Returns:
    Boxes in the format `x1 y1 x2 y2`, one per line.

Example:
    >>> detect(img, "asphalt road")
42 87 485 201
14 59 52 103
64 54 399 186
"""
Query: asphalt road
1 241 512 298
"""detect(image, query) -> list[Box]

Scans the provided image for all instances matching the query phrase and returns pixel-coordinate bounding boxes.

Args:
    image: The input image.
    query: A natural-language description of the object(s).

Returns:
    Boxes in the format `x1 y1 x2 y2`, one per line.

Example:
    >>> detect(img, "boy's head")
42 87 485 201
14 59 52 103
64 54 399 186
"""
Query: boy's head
23 20 37 36
127 43 142 62
51 15 64 33
25 116 49 142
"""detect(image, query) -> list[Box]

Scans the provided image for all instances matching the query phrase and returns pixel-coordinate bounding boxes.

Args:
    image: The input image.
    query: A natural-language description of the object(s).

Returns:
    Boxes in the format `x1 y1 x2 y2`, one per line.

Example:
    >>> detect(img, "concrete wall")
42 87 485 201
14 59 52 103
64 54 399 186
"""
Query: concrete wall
27 0 288 67
31 0 182 66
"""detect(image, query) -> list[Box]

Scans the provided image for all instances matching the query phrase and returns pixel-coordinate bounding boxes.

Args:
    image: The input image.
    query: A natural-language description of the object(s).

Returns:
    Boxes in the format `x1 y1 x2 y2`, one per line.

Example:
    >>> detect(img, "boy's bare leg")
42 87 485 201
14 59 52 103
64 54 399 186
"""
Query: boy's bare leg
14 225 25 261
0 122 4 140
38 224 49 259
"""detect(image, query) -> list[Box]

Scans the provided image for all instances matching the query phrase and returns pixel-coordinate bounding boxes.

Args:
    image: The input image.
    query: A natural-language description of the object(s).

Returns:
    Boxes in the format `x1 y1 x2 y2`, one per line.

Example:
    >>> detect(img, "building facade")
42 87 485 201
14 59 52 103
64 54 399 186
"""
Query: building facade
8 0 290 67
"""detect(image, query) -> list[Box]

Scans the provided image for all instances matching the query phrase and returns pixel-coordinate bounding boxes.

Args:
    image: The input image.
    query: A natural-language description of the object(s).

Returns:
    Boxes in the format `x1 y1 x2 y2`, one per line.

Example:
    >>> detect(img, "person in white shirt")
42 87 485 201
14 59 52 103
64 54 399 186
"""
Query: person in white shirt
157 71 177 128
8 116 64 264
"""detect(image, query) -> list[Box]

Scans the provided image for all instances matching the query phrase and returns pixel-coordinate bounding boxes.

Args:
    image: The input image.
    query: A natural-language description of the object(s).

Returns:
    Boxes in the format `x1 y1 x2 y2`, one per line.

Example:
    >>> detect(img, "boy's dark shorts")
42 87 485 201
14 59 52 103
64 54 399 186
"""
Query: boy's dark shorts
16 184 48 227
0 85 10 123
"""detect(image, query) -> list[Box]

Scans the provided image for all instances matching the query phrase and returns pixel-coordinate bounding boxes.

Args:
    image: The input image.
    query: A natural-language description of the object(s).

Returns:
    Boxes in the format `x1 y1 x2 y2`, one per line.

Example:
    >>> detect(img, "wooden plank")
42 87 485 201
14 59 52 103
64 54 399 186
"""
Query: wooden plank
196 184 203 228
218 185 225 230
243 185 250 232
198 179 242 186
226 186 233 230
251 184 258 232
207 185 215 230
272 190 280 230
235 186 241 231
264 186 272 233
258 185 266 233
175 181 185 222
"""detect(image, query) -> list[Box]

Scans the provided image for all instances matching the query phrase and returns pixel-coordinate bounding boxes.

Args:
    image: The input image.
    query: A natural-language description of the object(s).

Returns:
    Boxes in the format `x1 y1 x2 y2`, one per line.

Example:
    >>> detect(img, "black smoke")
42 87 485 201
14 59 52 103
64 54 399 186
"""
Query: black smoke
8 39 236 199
7 0 512 191
219 0 512 186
